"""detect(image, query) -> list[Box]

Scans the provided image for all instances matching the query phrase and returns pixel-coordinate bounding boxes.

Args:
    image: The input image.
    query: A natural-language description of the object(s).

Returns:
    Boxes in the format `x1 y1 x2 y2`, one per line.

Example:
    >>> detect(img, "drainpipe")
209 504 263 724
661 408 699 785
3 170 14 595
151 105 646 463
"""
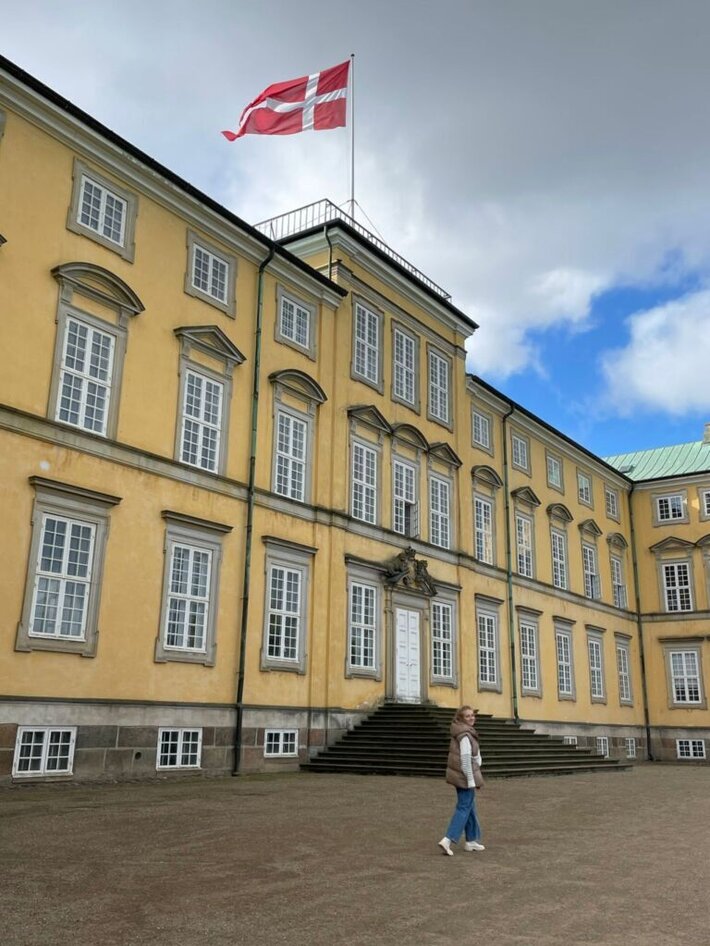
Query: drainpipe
324 225 334 281
233 245 275 775
628 483 654 760
501 404 520 724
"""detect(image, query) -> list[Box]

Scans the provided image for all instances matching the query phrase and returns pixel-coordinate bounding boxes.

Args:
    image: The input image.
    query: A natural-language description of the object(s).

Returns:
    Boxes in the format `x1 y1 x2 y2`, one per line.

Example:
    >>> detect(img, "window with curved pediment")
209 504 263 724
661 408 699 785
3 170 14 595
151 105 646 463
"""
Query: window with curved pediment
48 263 144 439
472 467 501 566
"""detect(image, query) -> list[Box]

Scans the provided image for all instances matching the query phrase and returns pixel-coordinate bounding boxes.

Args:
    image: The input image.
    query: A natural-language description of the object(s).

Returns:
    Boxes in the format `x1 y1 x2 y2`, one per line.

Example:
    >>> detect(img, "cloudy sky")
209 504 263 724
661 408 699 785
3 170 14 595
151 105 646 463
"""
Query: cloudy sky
4 0 710 456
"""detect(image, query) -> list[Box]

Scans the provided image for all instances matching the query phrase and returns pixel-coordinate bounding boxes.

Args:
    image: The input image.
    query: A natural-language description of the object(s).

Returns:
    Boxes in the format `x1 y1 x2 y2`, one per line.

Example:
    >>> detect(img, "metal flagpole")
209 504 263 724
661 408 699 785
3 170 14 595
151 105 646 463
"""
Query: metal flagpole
349 53 355 220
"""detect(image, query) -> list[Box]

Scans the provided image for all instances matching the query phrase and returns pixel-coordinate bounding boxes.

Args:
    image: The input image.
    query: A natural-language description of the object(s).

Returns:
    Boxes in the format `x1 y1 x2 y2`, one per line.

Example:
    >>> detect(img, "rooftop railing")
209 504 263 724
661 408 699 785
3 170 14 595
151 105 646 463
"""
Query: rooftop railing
255 199 451 301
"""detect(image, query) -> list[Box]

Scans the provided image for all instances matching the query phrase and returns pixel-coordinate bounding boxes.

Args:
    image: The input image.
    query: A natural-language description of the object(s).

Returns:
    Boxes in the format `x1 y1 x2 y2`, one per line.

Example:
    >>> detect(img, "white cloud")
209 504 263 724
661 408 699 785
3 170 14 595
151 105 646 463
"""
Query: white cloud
601 288 710 415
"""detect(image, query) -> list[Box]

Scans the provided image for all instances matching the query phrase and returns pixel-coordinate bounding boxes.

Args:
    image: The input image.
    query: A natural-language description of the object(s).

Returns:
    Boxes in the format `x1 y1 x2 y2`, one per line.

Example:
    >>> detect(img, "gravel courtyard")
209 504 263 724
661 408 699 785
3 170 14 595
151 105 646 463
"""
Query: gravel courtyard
2 765 708 946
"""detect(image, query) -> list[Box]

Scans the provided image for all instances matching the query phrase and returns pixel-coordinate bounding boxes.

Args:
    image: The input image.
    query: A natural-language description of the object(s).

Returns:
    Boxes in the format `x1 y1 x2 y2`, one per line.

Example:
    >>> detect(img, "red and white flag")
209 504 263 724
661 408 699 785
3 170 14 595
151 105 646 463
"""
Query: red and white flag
222 60 350 141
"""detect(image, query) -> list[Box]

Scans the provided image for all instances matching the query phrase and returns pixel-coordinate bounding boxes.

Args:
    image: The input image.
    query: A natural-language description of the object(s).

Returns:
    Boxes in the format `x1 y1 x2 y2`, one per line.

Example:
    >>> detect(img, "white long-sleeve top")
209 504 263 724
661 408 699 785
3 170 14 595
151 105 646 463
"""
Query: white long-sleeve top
460 738 483 788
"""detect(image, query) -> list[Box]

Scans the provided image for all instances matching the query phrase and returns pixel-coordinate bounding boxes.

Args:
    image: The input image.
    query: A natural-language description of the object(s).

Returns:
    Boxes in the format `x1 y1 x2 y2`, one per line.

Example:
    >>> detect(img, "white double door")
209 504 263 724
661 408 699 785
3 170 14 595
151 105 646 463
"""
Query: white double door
395 608 421 702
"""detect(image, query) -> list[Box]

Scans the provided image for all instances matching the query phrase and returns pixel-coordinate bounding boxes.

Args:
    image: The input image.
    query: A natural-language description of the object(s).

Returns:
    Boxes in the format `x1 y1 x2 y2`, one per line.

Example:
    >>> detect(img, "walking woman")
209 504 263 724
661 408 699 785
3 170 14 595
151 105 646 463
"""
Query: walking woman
438 705 485 856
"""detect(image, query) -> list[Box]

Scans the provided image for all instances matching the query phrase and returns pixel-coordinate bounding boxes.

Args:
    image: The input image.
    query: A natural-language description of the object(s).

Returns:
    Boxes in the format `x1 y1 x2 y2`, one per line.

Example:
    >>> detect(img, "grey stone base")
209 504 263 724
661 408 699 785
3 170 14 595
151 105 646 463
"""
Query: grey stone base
519 719 649 761
0 699 236 784
239 705 370 773
650 725 710 763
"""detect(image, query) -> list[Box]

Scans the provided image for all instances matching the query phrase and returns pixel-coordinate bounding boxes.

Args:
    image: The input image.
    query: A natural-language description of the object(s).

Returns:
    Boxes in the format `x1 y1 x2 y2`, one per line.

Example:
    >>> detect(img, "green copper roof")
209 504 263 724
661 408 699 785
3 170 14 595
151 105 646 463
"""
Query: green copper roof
604 440 710 481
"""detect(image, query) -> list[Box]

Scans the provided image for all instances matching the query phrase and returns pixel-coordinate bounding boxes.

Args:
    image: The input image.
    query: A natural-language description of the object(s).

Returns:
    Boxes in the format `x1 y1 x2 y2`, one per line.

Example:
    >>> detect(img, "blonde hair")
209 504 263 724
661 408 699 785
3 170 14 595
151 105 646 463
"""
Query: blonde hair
454 705 475 722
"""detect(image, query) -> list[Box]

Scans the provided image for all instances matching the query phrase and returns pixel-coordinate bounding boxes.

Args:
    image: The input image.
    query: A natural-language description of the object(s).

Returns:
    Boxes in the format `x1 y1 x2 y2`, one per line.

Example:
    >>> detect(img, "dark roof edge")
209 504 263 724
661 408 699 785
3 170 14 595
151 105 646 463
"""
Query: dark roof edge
279 221 479 330
0 54 345 298
468 374 633 483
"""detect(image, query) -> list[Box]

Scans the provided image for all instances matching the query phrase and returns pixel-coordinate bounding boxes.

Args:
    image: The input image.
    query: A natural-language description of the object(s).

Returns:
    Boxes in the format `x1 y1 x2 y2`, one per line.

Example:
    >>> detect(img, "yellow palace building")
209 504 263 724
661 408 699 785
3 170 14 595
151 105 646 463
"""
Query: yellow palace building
1 55 708 782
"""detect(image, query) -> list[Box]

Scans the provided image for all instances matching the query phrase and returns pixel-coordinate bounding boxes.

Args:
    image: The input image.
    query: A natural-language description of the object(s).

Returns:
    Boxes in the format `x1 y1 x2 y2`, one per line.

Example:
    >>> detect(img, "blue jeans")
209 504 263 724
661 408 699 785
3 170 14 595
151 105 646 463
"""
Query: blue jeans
445 787 482 844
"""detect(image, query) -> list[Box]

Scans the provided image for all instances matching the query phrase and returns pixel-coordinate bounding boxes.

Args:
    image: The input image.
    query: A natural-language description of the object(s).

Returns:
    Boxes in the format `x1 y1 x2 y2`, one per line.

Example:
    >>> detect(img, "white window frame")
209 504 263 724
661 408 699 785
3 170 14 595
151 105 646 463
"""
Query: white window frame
472 410 492 451
156 512 230 666
605 486 620 520
519 618 541 696
351 440 378 525
668 649 703 705
264 729 299 757
701 488 710 521
162 544 212 653
515 513 534 578
348 580 378 673
27 513 96 643
625 737 637 759
577 471 593 506
562 735 578 746
352 300 382 390
12 726 77 778
274 408 308 502
431 600 455 683
476 604 501 692
551 528 568 590
676 739 706 760
261 540 313 674
429 474 451 549
173 328 241 477
48 266 140 442
511 433 530 472
17 478 119 658
393 459 419 537
185 231 237 316
392 325 418 408
582 543 601 599
77 174 127 245
428 347 451 426
474 494 494 564
616 639 633 705
266 565 302 663
157 728 203 770
596 736 609 758
547 453 563 490
178 368 225 474
193 245 227 302
55 315 116 437
662 562 693 612
276 288 314 357
655 493 686 524
611 555 627 609
587 633 606 702
67 159 137 260
555 624 575 700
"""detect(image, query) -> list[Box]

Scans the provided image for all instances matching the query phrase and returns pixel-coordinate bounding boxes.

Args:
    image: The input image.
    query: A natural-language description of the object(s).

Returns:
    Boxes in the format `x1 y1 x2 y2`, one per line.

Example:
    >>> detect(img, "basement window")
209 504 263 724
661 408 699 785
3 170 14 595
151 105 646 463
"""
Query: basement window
264 730 298 757
157 729 202 769
676 739 706 760
13 727 76 777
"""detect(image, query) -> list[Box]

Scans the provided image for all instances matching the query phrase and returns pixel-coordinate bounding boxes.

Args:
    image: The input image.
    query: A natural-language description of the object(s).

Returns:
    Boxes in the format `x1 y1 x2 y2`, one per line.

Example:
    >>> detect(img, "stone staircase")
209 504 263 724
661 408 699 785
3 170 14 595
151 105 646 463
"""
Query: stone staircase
301 703 631 778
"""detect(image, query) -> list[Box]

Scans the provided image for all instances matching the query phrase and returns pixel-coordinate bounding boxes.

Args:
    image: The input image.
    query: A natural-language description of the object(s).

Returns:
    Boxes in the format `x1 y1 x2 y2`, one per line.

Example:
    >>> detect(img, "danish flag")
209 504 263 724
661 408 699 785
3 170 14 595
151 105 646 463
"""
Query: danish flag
222 60 350 141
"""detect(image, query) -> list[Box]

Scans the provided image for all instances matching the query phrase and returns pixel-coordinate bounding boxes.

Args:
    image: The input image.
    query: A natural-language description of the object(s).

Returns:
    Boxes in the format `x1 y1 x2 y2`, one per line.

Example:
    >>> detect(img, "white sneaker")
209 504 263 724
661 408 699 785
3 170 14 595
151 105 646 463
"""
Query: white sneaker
464 840 485 852
438 837 454 856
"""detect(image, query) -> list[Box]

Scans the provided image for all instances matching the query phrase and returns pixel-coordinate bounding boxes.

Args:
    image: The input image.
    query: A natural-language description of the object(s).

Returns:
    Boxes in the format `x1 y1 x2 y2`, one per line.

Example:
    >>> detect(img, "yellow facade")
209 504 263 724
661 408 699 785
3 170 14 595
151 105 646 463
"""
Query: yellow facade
1 56 708 782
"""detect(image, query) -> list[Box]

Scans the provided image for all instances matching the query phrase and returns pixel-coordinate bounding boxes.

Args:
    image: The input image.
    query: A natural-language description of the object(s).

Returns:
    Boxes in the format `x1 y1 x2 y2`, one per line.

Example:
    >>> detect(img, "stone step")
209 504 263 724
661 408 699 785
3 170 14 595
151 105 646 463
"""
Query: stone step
302 703 630 780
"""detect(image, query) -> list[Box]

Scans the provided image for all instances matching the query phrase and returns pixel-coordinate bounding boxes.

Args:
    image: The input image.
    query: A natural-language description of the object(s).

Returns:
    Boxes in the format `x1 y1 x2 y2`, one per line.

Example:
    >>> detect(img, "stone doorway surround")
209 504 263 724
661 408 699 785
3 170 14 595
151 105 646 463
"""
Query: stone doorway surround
383 547 438 704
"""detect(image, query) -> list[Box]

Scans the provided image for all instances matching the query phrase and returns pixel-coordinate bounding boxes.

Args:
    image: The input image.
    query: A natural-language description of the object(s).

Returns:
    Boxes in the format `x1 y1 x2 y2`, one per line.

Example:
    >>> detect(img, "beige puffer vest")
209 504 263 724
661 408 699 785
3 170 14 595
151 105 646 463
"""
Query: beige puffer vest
445 720 483 789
